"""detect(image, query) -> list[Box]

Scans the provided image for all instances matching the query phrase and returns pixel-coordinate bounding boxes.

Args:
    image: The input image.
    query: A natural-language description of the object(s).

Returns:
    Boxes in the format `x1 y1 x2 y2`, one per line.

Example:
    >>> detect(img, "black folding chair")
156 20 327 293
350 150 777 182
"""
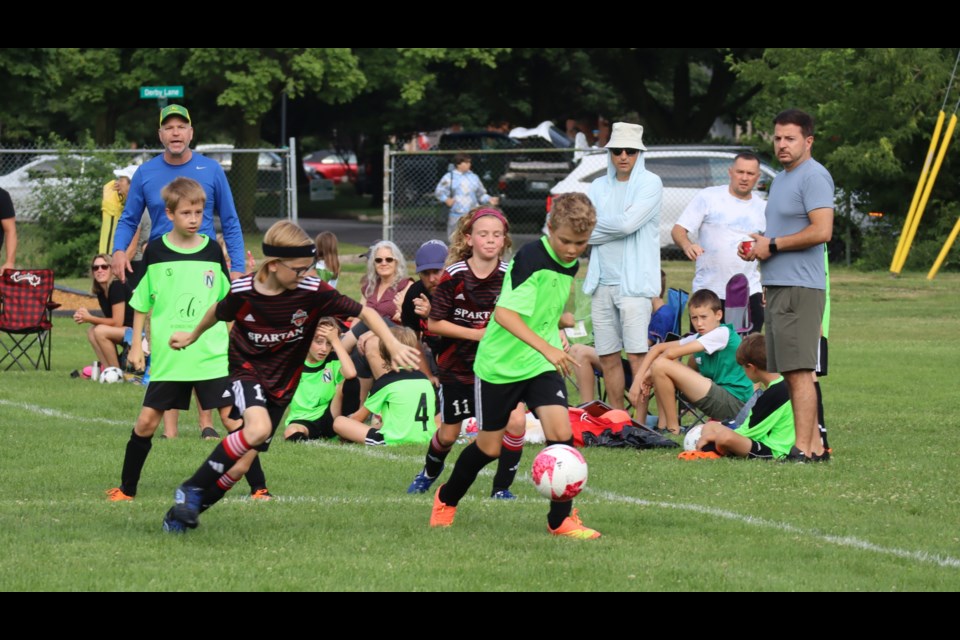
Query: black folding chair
0 269 59 371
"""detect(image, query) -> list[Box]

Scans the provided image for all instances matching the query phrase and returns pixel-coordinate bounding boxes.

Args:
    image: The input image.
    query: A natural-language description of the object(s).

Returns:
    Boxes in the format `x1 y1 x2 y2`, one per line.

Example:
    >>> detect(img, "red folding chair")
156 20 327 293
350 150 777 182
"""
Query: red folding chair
0 269 60 371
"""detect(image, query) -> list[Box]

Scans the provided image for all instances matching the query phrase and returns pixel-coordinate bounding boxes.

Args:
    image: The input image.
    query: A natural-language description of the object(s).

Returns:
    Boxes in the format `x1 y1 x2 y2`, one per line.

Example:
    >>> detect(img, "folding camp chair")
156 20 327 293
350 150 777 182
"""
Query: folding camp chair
0 269 60 371
665 287 689 340
723 273 753 336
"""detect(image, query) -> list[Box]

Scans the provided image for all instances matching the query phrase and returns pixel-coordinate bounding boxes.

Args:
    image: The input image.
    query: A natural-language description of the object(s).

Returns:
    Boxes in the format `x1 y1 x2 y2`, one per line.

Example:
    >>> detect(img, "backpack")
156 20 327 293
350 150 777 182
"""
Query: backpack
570 402 678 450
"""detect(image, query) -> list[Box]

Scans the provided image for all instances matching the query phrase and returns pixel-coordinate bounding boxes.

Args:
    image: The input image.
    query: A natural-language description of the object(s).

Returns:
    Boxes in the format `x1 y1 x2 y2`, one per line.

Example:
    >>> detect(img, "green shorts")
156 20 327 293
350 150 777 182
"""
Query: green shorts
694 382 745 422
764 286 825 373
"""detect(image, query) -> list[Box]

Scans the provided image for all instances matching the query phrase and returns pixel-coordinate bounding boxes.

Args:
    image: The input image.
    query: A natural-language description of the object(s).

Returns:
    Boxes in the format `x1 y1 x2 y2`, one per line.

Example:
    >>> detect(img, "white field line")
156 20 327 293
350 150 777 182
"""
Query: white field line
6 399 960 569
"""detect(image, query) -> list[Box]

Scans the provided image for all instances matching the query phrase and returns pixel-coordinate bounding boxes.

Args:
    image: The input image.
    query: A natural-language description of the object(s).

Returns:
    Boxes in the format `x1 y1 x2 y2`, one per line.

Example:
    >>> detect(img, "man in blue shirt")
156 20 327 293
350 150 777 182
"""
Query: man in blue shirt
111 104 245 282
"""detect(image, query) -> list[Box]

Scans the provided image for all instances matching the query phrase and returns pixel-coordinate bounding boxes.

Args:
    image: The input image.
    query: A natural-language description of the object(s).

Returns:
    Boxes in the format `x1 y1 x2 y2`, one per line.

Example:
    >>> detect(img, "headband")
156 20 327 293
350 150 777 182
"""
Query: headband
467 208 509 231
262 243 317 258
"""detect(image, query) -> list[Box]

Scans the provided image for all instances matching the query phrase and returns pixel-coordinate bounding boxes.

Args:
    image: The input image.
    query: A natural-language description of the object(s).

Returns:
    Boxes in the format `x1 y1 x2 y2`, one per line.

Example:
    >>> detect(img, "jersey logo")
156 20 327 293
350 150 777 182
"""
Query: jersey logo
291 309 308 327
222 390 232 398
323 369 333 383
243 313 255 322
204 270 215 288
455 293 466 300
195 165 207 170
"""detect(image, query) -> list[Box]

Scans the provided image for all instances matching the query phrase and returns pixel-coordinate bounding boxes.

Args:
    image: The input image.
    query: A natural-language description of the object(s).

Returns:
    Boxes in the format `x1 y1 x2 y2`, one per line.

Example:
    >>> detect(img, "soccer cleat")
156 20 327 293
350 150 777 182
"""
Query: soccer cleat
171 484 203 529
250 488 274 501
677 450 722 461
105 487 134 501
407 467 441 494
548 508 601 539
491 489 517 500
429 485 456 528
162 507 186 533
200 427 220 440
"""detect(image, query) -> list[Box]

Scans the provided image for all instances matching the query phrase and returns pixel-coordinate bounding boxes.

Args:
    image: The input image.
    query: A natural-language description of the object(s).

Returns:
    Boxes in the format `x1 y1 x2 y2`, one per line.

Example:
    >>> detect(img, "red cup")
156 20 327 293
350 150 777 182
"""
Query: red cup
739 240 754 254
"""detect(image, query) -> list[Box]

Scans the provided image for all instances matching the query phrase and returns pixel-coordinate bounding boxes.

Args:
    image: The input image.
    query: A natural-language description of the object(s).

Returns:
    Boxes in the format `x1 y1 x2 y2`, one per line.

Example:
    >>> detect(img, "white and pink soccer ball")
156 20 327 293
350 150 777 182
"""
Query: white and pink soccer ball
531 444 588 501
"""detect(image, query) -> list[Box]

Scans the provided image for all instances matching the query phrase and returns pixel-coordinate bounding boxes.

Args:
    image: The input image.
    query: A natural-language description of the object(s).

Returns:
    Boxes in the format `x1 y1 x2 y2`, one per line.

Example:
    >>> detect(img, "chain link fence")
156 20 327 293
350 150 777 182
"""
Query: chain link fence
384 145 777 260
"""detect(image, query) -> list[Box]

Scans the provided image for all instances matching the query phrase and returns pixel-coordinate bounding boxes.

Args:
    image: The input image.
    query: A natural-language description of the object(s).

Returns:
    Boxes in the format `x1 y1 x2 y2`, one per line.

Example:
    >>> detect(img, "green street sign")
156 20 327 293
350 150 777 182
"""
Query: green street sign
140 86 184 99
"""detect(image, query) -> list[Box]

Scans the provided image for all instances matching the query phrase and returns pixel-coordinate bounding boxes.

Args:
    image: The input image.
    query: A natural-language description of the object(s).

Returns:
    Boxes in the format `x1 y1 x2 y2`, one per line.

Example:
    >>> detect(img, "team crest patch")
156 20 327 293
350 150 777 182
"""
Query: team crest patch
323 369 333 383
291 309 308 327
204 270 215 288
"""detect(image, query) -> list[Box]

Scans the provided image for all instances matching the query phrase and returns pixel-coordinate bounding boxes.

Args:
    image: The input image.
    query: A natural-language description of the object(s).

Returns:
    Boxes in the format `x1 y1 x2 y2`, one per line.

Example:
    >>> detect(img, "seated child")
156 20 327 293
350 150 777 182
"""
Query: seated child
680 333 796 460
284 318 357 442
628 288 754 434
333 326 438 445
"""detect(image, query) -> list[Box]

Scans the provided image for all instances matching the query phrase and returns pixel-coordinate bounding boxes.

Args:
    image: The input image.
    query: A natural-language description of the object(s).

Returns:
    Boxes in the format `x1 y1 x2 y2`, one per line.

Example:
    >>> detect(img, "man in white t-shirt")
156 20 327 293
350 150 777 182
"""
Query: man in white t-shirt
671 152 767 332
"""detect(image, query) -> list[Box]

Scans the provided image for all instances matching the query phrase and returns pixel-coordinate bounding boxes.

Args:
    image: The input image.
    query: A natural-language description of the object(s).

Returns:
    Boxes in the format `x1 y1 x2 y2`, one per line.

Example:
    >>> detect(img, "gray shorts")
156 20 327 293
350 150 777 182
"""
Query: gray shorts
693 382 744 422
591 285 652 356
764 286 824 373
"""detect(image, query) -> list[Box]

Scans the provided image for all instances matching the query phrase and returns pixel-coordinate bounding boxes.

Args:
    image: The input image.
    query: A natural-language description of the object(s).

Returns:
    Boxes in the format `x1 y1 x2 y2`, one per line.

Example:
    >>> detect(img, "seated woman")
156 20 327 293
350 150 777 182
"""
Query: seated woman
360 240 412 324
73 253 133 378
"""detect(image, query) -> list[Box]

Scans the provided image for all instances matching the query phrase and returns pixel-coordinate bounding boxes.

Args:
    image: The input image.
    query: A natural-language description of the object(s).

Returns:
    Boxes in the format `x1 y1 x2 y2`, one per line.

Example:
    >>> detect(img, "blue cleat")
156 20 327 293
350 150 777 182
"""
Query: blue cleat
162 507 186 533
491 489 517 500
407 467 441 494
170 484 203 529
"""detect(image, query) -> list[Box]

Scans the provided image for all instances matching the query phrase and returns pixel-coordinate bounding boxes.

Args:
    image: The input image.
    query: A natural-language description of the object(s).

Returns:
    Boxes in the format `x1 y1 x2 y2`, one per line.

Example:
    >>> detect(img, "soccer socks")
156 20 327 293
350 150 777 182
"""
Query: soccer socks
492 432 524 494
185 430 251 489
200 473 238 513
246 455 267 492
815 380 830 450
424 431 453 479
119 430 153 496
438 442 496 507
545 437 575 529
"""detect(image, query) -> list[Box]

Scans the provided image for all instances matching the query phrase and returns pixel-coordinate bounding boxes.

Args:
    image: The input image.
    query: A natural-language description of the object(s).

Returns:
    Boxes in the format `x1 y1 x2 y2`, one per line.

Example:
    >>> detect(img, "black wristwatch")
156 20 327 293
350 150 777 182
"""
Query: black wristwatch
769 237 779 254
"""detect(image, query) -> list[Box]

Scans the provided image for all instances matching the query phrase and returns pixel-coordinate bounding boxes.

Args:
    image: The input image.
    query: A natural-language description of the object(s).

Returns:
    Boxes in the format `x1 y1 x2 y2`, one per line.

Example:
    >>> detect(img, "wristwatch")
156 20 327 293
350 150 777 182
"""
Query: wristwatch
769 237 778 254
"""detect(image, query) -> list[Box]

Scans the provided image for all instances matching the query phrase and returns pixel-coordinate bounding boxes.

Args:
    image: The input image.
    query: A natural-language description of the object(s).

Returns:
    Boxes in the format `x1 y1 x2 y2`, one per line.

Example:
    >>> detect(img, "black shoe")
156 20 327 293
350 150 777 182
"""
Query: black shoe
781 446 808 463
810 449 831 463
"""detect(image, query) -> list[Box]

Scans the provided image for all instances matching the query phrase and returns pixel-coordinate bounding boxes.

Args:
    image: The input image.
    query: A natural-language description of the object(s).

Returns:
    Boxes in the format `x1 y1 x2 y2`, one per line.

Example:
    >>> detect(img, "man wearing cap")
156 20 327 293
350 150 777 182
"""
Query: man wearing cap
111 104 245 282
582 121 663 410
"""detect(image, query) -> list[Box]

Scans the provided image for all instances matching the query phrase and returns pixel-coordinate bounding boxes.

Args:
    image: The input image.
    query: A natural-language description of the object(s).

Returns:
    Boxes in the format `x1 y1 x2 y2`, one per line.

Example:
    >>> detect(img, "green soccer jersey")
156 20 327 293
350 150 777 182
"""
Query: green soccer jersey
285 356 343 425
129 233 230 382
364 370 437 445
475 237 579 384
735 376 795 458
690 324 755 403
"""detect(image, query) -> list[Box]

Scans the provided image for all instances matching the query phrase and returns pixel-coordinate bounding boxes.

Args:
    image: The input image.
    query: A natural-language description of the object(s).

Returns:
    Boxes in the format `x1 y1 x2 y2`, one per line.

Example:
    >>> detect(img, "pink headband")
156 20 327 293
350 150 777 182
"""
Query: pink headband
467 208 509 232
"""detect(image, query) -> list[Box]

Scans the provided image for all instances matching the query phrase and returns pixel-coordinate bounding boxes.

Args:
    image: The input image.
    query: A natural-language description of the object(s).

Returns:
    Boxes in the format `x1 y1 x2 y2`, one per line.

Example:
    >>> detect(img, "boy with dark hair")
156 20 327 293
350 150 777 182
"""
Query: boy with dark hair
105 177 238 503
628 288 754 434
680 333 796 460
429 192 602 539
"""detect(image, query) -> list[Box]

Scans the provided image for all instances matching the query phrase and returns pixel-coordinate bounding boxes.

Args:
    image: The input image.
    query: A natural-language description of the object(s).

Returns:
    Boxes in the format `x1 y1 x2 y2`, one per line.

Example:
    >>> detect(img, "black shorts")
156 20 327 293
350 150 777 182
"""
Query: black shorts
476 371 566 431
288 406 336 440
747 439 775 459
229 379 288 453
142 377 234 412
439 381 475 424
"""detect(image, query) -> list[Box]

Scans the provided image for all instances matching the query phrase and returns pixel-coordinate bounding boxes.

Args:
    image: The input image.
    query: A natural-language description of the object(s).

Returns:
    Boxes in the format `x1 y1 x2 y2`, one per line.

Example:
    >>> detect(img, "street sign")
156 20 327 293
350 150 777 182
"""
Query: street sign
139 86 184 99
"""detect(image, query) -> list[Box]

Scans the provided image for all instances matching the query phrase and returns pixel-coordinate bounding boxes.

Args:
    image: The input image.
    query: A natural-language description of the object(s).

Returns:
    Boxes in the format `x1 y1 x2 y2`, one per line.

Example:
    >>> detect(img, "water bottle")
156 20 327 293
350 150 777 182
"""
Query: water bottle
91 361 100 382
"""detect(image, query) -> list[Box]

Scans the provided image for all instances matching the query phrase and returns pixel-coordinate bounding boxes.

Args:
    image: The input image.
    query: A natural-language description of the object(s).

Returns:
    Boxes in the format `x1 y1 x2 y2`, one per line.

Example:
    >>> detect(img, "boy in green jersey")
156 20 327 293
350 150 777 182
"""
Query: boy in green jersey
681 333 796 460
429 193 603 539
105 178 239 502
284 318 357 441
334 326 438 445
628 288 754 434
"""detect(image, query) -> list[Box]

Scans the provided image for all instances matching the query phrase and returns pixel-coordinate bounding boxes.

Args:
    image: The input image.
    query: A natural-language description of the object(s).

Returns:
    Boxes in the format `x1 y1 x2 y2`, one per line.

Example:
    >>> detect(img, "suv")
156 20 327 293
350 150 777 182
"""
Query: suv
548 146 777 249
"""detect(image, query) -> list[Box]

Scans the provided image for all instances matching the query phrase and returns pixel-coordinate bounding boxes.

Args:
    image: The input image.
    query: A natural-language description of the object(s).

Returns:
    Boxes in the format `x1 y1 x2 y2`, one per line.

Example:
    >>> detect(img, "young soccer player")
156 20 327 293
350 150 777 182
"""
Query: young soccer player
283 318 357 442
162 220 419 532
406 207 528 499
333 326 438 445
680 333 796 460
429 192 602 539
105 177 240 502
627 288 754 435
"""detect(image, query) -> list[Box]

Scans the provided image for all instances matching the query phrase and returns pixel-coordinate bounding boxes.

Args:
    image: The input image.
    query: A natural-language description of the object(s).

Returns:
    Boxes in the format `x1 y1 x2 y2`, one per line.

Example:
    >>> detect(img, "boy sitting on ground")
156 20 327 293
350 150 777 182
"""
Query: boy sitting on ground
628 288 754 434
680 333 796 460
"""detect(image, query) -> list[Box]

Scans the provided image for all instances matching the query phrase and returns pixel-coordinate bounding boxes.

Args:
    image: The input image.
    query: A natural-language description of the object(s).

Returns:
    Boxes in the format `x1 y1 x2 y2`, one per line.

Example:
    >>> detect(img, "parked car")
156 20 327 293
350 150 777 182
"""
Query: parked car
302 150 359 184
0 155 98 221
497 122 575 229
547 146 778 250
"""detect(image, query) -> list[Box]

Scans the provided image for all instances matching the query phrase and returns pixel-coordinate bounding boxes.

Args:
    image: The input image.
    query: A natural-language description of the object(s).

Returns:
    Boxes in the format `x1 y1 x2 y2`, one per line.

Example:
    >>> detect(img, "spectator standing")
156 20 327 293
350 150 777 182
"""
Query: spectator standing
434 153 499 239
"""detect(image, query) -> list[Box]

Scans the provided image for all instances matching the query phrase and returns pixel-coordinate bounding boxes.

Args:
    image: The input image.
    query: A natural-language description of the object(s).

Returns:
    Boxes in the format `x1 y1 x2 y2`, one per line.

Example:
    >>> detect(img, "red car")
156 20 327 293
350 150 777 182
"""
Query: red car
302 150 359 184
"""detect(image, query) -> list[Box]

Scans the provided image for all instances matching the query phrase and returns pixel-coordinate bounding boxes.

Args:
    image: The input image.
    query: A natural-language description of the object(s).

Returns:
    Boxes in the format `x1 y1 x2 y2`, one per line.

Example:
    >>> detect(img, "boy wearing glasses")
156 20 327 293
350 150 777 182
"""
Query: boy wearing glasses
582 121 663 412
434 153 499 239
106 177 239 503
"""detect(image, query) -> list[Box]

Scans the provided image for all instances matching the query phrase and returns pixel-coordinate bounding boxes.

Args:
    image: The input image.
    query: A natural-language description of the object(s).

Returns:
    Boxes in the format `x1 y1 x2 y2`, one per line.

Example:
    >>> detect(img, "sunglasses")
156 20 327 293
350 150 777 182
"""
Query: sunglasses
374 257 396 264
609 148 639 157
91 264 110 271
277 262 312 277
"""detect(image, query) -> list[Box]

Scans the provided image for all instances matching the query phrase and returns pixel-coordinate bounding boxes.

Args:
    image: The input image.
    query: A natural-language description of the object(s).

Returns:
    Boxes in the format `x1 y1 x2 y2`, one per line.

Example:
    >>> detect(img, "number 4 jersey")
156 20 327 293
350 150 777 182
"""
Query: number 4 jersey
363 370 438 445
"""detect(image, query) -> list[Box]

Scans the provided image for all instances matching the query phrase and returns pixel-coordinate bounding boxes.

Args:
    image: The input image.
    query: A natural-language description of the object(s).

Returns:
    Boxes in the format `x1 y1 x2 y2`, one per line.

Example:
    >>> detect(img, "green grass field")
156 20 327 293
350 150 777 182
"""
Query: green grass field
2 260 959 591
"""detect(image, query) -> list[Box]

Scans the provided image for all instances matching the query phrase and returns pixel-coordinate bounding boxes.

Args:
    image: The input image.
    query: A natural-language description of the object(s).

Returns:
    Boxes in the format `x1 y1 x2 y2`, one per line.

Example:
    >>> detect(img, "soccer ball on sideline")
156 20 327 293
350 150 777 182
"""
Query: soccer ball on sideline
99 366 124 384
531 444 588 501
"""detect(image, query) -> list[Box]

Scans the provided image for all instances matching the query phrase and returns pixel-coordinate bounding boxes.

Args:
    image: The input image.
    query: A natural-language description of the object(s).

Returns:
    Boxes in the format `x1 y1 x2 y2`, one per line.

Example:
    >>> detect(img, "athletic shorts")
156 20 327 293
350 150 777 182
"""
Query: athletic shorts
229 379 287 453
142 377 233 412
476 371 566 431
764 286 824 373
439 381 475 424
693 381 745 422
287 406 335 440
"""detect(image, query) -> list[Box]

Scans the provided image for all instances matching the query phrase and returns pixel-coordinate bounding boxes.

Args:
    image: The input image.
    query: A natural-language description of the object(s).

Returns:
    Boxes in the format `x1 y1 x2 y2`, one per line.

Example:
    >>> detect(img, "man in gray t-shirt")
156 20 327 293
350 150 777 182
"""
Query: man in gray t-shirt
741 108 833 461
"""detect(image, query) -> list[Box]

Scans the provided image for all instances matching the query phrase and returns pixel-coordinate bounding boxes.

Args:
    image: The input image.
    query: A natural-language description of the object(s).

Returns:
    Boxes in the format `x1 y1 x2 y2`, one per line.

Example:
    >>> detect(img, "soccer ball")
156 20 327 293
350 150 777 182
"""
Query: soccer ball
531 444 588 502
683 424 704 451
99 366 124 384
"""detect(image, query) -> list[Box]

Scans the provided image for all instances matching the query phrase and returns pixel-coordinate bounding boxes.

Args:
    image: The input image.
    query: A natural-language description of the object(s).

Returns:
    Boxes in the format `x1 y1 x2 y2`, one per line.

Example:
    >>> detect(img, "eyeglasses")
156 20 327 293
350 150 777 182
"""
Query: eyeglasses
276 262 312 278
91 264 110 271
374 257 396 264
609 148 639 157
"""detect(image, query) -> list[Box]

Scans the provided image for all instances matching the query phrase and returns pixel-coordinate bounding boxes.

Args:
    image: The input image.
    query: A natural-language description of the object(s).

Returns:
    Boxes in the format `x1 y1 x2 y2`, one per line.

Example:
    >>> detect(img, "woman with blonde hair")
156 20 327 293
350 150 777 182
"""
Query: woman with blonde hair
73 253 133 377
